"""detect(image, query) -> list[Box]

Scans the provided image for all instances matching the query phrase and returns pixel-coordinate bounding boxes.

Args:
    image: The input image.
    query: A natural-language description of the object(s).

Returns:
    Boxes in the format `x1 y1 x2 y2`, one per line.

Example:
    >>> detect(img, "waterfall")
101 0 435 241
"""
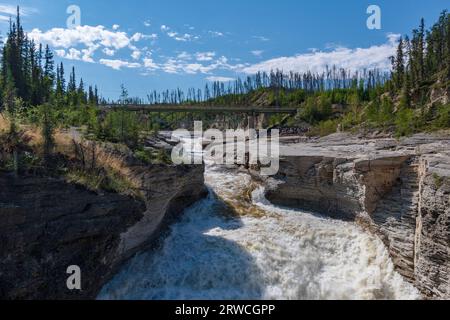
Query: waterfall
98 157 419 300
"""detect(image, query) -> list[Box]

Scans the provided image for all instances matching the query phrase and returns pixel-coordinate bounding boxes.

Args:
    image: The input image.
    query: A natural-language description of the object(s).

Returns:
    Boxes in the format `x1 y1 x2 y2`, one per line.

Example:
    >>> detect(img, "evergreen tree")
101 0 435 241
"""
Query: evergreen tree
88 85 95 105
393 37 405 90
418 18 426 81
43 45 55 102
68 66 76 94
94 85 99 105
58 62 66 94
78 78 87 104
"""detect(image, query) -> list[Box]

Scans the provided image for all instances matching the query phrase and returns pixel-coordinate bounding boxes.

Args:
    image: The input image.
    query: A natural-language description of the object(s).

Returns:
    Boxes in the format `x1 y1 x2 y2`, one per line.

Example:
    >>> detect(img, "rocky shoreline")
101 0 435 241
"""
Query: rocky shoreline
260 132 450 298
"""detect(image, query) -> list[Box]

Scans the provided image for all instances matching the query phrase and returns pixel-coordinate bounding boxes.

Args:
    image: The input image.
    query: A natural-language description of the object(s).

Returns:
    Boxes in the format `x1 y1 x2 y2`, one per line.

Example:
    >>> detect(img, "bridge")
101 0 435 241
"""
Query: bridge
102 104 298 129
103 104 298 115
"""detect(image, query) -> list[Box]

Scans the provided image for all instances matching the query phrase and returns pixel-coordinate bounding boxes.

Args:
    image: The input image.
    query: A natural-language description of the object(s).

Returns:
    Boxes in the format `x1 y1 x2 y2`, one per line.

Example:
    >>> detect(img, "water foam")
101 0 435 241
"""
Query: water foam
98 161 420 300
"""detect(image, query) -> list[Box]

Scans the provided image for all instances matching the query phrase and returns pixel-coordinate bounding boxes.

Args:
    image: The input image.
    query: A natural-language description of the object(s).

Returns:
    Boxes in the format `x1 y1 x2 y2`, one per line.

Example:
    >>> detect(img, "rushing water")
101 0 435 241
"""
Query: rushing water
98 154 420 300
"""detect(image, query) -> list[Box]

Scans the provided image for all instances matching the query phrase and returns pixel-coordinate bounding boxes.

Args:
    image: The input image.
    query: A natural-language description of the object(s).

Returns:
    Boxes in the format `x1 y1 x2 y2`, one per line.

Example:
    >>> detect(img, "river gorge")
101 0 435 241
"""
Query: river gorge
98 132 450 300
98 155 420 300
1 131 449 300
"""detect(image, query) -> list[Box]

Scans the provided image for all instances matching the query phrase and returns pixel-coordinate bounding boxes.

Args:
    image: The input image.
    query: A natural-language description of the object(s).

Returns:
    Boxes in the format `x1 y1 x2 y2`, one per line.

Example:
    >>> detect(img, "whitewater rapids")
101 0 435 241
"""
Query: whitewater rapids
98 160 420 300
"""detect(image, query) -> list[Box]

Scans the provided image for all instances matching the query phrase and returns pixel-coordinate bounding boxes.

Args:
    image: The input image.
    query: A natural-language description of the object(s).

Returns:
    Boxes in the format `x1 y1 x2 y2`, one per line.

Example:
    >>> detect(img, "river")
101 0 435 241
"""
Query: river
98 150 420 300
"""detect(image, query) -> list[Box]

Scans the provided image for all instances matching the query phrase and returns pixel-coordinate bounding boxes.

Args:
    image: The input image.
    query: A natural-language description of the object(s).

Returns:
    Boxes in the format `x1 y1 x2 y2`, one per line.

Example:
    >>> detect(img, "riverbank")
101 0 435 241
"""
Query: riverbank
0 128 207 299
258 132 450 298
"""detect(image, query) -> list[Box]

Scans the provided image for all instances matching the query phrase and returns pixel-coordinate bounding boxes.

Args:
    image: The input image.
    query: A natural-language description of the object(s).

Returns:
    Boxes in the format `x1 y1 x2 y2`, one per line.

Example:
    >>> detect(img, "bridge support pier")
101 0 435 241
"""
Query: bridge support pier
248 112 256 130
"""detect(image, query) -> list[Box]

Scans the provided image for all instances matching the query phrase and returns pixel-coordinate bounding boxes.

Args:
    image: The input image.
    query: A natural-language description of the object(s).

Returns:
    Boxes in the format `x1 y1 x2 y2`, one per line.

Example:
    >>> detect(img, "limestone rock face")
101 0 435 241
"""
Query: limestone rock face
0 163 206 300
414 155 450 297
265 133 450 299
0 174 144 299
117 164 208 257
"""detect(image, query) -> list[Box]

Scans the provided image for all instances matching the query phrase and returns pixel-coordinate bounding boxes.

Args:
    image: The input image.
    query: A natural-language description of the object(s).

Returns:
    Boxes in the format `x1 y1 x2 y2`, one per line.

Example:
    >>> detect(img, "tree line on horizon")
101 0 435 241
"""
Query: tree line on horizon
115 10 448 112
110 68 389 106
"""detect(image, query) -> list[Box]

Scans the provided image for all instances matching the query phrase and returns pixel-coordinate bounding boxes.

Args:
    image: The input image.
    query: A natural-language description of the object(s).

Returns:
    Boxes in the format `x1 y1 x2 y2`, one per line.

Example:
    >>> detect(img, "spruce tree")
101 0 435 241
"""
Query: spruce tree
43 45 55 102
394 37 405 91
78 78 86 104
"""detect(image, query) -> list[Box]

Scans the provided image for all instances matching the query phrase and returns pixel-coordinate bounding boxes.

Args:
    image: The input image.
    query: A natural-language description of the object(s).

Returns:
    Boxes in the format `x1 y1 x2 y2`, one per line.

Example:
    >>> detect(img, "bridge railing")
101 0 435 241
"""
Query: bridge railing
102 104 298 115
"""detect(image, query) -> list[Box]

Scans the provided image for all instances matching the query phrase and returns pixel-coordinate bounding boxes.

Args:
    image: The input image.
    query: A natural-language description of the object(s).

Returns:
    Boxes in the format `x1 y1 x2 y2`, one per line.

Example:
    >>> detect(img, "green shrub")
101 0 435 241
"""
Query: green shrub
433 104 450 129
155 148 172 164
134 149 153 164
433 173 444 189
99 110 140 147
308 119 338 137
395 108 415 137
379 97 395 127
65 168 141 198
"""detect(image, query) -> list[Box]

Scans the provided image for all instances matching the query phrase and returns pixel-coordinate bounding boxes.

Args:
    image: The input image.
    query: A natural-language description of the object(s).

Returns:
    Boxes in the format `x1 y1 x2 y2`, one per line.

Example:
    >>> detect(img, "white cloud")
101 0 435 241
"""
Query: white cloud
81 45 99 63
100 59 141 70
55 48 81 61
0 15 10 22
156 55 244 75
0 4 37 16
161 58 179 74
208 31 224 37
103 48 115 56
131 50 141 60
0 4 18 16
196 52 216 61
251 50 264 57
143 58 159 70
177 51 192 60
144 20 151 27
143 33 158 40
28 25 139 50
55 49 65 57
112 24 120 30
0 4 38 24
253 36 270 42
160 24 199 42
183 63 213 74
171 32 198 42
28 25 156 66
66 48 82 60
242 34 400 74
131 32 145 42
55 47 96 63
206 76 235 82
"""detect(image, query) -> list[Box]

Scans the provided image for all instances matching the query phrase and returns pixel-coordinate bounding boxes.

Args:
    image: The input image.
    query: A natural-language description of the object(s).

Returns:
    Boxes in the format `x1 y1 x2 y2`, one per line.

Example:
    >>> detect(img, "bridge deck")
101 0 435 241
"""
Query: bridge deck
104 104 298 114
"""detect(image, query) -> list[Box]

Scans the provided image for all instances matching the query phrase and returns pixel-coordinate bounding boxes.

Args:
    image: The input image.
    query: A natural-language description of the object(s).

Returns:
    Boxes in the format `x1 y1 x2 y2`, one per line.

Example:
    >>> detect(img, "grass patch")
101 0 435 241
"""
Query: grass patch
134 148 172 165
307 119 339 137
65 168 142 199
432 173 445 189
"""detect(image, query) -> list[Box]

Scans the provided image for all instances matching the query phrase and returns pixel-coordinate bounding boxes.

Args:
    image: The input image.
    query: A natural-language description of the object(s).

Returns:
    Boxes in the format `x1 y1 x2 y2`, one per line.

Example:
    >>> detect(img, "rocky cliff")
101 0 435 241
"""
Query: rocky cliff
0 158 206 300
265 133 450 298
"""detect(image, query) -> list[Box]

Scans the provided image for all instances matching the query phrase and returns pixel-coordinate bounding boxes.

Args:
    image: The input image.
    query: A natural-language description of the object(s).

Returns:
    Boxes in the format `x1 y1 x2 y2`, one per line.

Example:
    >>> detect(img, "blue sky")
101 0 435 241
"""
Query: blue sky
0 0 448 100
